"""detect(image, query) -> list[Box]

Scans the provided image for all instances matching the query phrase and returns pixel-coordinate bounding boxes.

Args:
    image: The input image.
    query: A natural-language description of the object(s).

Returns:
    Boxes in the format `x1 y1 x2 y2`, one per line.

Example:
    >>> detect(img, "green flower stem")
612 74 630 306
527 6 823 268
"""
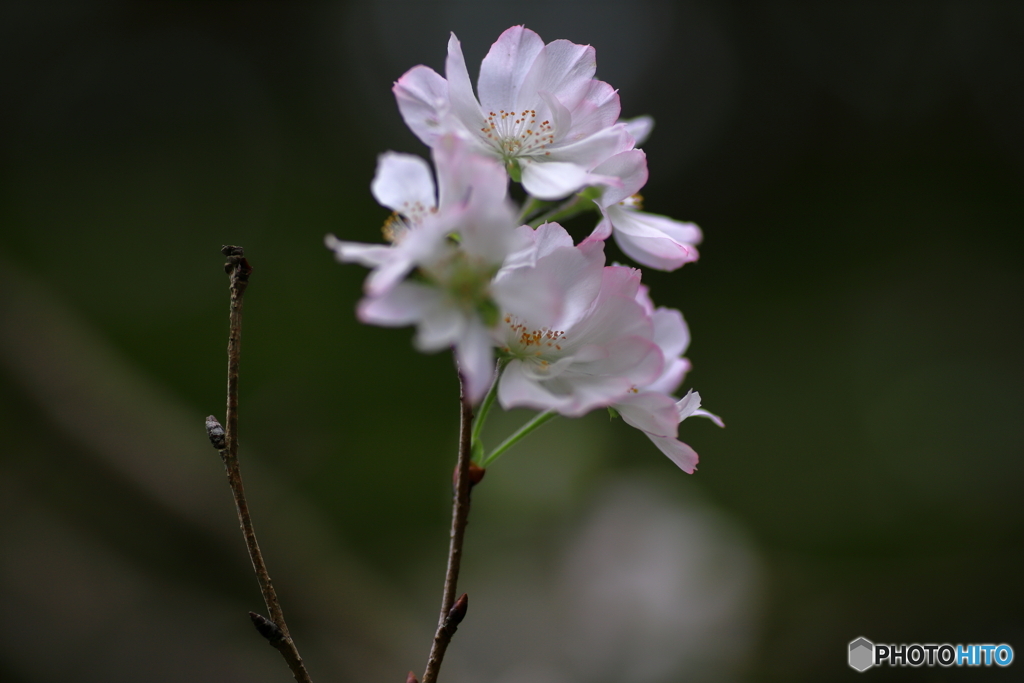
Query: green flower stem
470 361 507 462
516 196 545 225
527 195 593 228
481 410 558 467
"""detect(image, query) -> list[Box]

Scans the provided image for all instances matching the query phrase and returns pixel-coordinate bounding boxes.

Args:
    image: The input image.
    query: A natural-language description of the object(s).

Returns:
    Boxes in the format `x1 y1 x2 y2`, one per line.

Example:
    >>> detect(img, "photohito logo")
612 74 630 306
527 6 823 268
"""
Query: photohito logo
848 637 1014 671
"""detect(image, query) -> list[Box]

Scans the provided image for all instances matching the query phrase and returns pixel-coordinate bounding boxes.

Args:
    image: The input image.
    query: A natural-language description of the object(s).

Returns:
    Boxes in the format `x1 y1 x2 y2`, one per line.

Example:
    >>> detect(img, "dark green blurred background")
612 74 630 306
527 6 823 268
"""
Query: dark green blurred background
1 3 1022 682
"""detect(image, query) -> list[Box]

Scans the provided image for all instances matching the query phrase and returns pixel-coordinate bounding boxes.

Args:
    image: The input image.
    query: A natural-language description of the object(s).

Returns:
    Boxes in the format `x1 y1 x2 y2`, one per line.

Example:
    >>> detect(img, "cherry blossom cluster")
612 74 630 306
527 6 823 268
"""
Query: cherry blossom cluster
327 26 720 472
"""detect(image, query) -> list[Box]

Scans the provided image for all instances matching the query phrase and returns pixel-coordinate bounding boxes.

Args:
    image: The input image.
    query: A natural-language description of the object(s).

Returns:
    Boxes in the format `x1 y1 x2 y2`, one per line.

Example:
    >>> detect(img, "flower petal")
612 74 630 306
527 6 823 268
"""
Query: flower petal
677 391 725 427
519 160 593 199
477 25 546 114
357 282 438 327
652 307 691 361
495 233 603 329
324 235 393 268
646 434 700 473
445 33 486 137
565 79 622 140
517 39 597 113
554 122 634 164
393 65 449 147
615 391 680 438
433 133 508 212
498 359 576 413
520 160 622 200
456 318 498 404
645 357 692 396
623 115 654 146
370 152 437 214
412 298 463 351
592 149 648 206
607 205 702 271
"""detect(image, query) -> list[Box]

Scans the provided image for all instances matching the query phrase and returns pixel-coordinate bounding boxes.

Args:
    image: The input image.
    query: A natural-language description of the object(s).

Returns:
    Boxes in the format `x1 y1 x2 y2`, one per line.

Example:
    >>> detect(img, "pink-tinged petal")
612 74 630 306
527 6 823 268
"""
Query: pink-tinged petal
363 250 413 296
583 215 614 243
553 374 637 416
599 265 643 302
445 33 485 136
591 335 663 388
615 391 680 438
477 25 545 114
363 215 452 295
518 354 577 381
501 221 580 273
324 235 393 268
647 434 699 473
460 200 523 265
646 357 692 396
498 360 575 413
677 391 725 427
652 307 691 360
623 115 654 146
370 152 436 214
433 133 508 211
455 318 497 404
492 268 562 329
394 65 449 147
499 225 546 271
529 222 576 257
499 240 604 329
607 205 701 271
566 80 621 140
567 287 649 348
517 40 596 112
413 299 463 351
592 150 648 206
548 124 635 169
537 89 573 144
519 160 592 199
357 282 438 327
694 408 725 428
634 283 655 315
569 343 609 364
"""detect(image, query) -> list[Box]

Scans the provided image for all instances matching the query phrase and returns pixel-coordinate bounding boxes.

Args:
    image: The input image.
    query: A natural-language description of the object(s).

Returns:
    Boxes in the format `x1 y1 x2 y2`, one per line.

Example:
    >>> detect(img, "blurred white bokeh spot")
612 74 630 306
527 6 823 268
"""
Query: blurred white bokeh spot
450 476 762 683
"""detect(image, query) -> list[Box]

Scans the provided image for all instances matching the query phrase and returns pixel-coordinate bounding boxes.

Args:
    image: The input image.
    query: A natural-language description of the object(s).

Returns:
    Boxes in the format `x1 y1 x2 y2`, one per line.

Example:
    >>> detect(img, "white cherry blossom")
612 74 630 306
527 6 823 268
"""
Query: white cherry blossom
585 149 703 271
495 225 664 416
612 286 722 472
325 135 530 402
394 26 635 200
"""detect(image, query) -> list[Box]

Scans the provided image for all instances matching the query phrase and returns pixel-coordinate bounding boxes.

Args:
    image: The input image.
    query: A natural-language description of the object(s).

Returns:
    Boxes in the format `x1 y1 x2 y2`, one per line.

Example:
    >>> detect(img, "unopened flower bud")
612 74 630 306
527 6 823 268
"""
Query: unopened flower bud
444 593 468 633
249 611 283 644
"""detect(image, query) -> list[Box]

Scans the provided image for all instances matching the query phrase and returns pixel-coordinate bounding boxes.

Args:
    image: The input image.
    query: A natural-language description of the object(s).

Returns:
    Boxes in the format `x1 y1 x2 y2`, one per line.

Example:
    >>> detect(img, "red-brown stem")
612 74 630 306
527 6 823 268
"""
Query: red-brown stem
219 246 313 683
421 379 475 683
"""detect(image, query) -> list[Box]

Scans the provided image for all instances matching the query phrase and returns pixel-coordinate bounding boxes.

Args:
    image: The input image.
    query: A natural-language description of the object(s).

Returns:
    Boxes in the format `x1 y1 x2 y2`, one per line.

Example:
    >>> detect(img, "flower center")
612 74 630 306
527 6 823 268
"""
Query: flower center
382 212 412 243
500 315 567 365
420 250 501 325
620 193 644 211
480 109 555 162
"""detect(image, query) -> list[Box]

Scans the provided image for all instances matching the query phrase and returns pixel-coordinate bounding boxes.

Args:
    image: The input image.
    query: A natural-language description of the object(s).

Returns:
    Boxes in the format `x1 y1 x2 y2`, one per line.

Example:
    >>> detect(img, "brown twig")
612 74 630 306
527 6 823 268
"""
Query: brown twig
208 245 313 683
421 378 476 683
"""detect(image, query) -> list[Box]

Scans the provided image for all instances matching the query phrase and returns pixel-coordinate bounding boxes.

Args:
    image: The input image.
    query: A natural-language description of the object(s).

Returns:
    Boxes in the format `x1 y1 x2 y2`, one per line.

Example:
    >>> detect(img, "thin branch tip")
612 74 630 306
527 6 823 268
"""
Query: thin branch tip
222 244 252 279
216 248 312 682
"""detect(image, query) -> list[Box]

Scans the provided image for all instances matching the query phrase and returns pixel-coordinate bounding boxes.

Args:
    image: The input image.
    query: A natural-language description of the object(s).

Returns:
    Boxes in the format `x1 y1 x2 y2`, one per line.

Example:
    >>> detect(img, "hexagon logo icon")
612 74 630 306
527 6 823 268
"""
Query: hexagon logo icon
849 637 874 672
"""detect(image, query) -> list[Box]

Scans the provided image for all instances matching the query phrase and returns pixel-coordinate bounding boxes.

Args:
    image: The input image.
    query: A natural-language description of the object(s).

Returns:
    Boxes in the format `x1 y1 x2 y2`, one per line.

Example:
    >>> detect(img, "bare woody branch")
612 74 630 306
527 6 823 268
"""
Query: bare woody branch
420 379 478 683
208 245 313 683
